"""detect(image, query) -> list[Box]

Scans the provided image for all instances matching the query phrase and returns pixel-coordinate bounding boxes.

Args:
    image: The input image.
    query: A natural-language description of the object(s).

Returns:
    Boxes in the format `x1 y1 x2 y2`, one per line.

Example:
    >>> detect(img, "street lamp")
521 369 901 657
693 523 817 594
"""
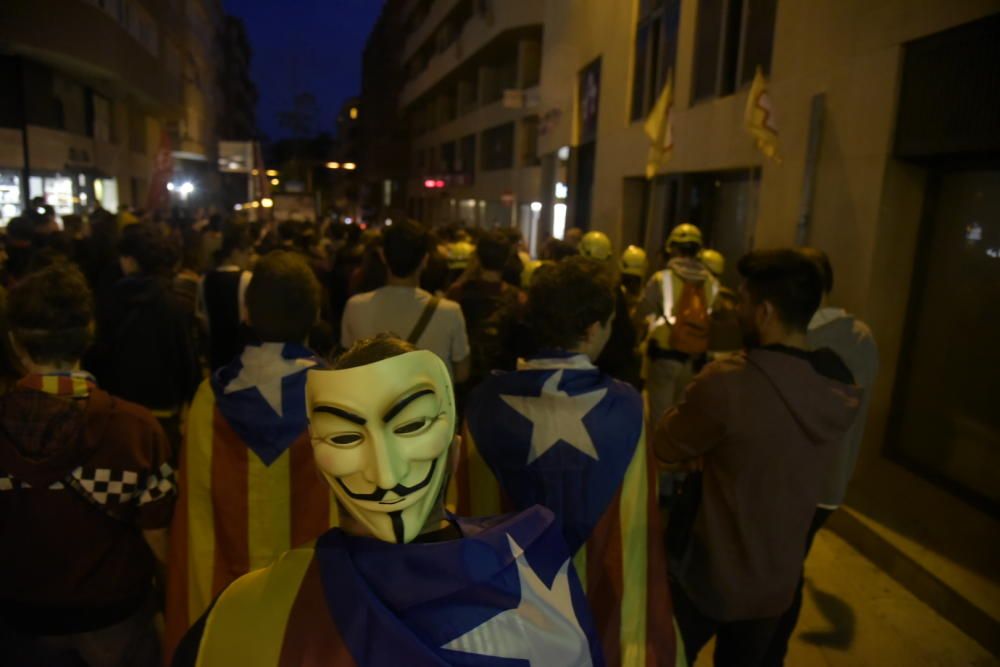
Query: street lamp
343 162 357 171
261 197 274 208
265 169 278 177
326 162 341 169
270 178 280 186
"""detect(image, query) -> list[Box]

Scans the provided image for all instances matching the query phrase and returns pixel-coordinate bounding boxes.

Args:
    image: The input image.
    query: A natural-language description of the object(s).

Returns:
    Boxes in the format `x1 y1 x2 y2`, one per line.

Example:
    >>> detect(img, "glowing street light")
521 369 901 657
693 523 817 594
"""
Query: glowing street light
270 178 280 186
343 162 357 171
261 197 274 208
326 162 341 169
166 182 176 191
349 107 359 120
251 201 260 209
265 169 278 177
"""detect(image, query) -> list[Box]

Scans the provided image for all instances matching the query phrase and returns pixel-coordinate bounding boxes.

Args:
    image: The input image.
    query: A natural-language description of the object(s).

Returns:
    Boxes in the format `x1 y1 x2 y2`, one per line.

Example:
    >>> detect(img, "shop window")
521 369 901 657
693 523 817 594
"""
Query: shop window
692 0 777 103
480 123 514 171
631 0 681 121
889 168 1000 515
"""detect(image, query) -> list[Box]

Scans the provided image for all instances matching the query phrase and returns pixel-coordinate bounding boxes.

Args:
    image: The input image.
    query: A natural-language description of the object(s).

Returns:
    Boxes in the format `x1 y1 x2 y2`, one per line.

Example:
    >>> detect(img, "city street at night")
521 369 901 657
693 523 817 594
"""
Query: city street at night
0 1 997 666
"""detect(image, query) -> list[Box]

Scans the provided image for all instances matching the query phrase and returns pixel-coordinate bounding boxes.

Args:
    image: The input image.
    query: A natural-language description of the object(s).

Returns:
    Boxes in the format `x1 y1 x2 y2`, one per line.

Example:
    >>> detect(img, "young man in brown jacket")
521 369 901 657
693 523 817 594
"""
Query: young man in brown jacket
653 249 860 666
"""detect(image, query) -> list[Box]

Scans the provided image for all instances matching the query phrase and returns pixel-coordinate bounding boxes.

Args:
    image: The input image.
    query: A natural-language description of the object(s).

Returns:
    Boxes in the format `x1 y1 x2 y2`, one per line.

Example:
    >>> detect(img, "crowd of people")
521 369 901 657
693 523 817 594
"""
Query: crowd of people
0 200 878 667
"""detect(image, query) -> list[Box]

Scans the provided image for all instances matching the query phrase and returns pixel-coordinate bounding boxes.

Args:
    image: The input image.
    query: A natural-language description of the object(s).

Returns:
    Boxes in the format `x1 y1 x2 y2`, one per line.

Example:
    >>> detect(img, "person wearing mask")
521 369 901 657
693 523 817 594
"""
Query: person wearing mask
0 265 175 665
453 257 682 666
85 224 201 452
341 219 470 383
760 248 879 666
638 224 719 422
173 335 600 666
652 249 860 666
164 251 336 662
196 222 254 371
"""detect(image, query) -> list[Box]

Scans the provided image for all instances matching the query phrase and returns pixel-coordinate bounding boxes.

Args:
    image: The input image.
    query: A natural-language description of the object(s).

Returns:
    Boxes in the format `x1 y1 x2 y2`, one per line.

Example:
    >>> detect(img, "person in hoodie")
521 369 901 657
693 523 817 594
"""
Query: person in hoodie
652 249 860 667
637 223 720 423
163 250 337 663
84 223 201 452
760 247 879 666
0 265 175 666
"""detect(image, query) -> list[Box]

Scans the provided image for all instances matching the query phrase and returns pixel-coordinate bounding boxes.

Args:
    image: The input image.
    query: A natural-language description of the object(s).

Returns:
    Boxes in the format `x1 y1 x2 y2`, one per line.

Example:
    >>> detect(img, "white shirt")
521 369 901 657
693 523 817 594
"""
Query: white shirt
341 286 471 376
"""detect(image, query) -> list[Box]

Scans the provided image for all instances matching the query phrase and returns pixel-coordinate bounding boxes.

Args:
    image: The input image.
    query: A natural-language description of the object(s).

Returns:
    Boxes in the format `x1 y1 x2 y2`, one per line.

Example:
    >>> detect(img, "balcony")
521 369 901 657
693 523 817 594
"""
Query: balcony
400 2 543 109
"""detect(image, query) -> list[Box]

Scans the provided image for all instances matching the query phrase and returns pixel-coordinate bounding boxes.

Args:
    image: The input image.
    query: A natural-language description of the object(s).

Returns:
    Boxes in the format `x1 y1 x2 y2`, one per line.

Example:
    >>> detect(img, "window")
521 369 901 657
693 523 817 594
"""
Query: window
692 0 777 103
441 141 457 173
631 0 681 121
91 93 112 142
458 134 476 182
520 116 540 166
480 123 514 171
889 168 1000 515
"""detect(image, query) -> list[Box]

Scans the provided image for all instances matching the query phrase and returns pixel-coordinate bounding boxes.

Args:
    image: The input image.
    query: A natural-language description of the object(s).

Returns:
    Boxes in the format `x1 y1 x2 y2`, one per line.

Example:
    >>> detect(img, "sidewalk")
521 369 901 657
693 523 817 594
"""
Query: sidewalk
692 528 997 666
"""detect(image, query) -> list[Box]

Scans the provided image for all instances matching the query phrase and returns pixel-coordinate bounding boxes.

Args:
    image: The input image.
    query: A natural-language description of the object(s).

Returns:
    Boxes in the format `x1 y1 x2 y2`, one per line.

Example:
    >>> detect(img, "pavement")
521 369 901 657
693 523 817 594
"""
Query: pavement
691 528 997 666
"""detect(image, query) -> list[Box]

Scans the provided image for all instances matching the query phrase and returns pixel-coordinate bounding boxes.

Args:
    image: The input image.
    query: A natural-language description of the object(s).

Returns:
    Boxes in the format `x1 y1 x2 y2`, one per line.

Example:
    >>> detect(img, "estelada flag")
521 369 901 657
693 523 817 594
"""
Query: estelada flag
644 70 675 180
450 353 683 667
744 65 780 161
165 343 338 664
176 506 603 667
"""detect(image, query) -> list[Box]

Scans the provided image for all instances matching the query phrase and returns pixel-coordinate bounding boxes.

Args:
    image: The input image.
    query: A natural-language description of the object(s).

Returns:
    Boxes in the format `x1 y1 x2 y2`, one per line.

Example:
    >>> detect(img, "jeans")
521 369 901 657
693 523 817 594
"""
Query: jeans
671 580 782 667
760 507 834 666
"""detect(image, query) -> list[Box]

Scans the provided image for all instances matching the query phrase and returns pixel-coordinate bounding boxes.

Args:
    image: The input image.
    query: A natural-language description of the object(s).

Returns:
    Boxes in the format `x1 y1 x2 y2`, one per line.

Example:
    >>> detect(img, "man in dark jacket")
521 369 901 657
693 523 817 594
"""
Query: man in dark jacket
653 249 860 666
85 224 201 452
0 265 175 666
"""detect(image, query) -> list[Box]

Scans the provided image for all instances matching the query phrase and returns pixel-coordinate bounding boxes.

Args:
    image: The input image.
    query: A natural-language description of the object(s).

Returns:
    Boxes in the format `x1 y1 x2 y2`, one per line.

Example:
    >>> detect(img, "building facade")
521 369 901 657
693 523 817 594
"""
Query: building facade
398 0 545 247
535 0 999 647
0 0 222 221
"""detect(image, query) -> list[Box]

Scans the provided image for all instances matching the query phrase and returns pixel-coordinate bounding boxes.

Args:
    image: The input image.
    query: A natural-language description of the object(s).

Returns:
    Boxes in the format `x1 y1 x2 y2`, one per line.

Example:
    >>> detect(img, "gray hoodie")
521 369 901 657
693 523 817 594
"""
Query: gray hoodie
808 308 879 506
654 347 861 620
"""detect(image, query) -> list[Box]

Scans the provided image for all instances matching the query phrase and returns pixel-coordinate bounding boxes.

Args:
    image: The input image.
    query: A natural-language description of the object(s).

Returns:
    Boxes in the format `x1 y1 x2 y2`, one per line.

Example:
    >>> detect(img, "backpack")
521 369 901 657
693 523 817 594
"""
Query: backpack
668 278 711 355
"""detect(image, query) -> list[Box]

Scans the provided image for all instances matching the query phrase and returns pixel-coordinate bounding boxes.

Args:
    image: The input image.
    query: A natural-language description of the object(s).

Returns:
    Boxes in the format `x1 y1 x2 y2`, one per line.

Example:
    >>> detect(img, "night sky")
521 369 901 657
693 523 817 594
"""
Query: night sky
223 0 385 141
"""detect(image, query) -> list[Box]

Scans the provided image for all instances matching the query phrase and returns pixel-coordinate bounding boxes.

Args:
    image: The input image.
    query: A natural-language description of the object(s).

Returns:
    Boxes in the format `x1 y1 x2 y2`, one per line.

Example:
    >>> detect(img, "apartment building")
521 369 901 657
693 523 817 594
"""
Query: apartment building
0 0 223 220
398 0 545 248
536 0 999 649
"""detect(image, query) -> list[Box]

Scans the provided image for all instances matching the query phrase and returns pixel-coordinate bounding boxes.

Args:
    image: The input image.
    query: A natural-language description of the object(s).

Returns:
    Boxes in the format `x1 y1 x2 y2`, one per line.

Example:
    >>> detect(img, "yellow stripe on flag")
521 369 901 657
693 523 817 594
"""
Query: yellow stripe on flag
247 445 292 571
186 380 217 624
196 548 314 667
41 375 59 395
618 428 649 667
466 427 503 517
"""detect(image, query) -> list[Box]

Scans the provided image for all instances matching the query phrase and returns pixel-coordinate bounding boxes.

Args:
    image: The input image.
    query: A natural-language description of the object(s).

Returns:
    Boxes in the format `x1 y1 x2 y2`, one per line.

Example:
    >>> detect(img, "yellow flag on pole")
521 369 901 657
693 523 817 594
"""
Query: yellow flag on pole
644 70 674 179
744 66 780 161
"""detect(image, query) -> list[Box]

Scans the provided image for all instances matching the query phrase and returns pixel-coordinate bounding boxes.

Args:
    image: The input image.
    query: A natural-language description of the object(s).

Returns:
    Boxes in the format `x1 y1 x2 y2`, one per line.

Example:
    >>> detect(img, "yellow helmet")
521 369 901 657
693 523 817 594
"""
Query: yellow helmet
667 223 703 249
579 231 613 261
521 259 545 289
620 245 648 278
699 248 725 277
446 241 475 269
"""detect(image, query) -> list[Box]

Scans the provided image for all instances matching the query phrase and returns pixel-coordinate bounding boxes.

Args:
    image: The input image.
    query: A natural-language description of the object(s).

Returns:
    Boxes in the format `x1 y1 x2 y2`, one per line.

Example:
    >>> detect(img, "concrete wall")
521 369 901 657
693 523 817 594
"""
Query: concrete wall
538 0 1000 591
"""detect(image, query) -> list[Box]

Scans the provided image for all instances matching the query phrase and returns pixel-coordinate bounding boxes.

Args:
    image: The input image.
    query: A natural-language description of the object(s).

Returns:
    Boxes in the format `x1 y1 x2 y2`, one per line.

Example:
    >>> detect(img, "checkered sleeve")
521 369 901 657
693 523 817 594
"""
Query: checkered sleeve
133 419 177 530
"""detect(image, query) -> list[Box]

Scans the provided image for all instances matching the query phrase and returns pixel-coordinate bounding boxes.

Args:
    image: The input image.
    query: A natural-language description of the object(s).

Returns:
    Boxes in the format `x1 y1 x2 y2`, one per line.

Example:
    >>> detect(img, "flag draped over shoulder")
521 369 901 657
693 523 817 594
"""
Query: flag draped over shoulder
165 343 338 664
186 506 602 667
451 354 682 667
644 71 674 180
744 65 780 160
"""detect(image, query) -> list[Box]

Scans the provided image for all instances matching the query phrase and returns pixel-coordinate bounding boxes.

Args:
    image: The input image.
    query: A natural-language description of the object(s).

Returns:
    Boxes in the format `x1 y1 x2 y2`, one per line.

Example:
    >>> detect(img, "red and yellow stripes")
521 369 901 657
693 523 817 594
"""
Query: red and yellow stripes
165 381 338 665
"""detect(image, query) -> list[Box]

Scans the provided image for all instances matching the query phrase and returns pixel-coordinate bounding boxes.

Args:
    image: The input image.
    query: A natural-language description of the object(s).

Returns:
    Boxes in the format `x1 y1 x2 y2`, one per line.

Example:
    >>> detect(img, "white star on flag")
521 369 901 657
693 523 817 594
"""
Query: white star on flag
224 344 316 417
501 370 606 464
442 534 592 667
